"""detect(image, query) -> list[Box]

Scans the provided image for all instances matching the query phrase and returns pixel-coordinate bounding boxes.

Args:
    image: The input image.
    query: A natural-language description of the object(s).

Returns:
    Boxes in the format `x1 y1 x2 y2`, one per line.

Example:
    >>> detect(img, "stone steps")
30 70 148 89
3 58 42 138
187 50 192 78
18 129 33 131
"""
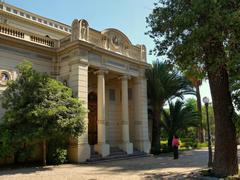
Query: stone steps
86 147 148 163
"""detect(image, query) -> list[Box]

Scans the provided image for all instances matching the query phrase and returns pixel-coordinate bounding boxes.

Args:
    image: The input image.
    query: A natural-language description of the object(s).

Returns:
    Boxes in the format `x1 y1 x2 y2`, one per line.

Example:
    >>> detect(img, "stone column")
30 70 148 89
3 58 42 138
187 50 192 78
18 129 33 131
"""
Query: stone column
119 75 133 154
68 60 90 162
132 75 151 153
94 69 110 157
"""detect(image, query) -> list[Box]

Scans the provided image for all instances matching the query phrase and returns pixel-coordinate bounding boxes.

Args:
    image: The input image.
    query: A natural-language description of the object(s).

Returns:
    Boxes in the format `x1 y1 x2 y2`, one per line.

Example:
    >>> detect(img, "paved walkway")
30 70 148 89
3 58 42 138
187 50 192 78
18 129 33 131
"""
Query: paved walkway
0 148 213 180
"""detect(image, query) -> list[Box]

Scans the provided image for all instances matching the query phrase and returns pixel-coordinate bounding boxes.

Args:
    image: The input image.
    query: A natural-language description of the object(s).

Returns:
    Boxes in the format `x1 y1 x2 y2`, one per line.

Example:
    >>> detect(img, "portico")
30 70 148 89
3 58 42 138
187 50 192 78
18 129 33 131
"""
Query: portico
88 69 134 157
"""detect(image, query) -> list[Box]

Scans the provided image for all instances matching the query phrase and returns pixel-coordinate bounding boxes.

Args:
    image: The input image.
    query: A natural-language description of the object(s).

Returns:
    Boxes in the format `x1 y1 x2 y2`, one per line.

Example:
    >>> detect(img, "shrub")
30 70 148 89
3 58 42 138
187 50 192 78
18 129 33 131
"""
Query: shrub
47 138 67 165
197 142 208 148
0 129 13 160
51 148 67 165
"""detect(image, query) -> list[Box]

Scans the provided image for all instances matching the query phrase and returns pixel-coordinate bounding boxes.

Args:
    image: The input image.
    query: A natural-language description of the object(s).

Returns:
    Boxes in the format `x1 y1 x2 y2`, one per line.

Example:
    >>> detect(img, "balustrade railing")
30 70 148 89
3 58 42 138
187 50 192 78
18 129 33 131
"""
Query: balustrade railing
0 24 24 39
0 24 56 48
30 35 55 47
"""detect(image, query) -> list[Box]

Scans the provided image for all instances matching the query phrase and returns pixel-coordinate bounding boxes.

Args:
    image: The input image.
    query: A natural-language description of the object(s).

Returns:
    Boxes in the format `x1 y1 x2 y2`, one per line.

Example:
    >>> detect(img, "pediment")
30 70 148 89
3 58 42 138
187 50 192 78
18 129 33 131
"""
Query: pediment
101 28 132 50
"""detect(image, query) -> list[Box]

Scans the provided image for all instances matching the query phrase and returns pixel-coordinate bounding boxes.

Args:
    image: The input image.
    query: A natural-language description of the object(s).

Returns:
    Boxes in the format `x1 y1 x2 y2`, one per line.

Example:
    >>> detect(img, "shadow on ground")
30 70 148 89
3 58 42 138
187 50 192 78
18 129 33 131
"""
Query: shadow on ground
0 149 208 177
88 149 208 173
0 165 53 176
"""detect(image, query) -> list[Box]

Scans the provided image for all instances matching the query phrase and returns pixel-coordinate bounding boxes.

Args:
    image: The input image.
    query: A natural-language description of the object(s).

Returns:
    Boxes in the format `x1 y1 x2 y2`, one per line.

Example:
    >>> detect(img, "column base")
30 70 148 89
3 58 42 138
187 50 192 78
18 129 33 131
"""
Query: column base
68 143 90 163
134 140 151 153
119 142 133 154
94 143 110 157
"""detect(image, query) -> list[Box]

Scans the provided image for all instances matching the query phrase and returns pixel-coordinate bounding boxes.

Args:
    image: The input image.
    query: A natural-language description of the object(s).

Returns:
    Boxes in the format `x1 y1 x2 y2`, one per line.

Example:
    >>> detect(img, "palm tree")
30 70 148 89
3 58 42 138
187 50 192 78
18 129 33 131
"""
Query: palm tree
162 100 200 149
146 61 194 154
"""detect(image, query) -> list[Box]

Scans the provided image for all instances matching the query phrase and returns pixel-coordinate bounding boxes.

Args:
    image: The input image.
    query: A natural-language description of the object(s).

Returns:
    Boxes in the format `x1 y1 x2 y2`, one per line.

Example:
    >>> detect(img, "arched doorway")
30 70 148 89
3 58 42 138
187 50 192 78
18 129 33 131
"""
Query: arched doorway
88 92 98 145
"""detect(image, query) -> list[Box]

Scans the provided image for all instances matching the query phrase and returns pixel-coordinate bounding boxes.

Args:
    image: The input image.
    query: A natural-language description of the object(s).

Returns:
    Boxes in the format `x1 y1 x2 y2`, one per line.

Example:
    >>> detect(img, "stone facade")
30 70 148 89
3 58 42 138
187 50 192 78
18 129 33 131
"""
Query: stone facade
0 2 151 162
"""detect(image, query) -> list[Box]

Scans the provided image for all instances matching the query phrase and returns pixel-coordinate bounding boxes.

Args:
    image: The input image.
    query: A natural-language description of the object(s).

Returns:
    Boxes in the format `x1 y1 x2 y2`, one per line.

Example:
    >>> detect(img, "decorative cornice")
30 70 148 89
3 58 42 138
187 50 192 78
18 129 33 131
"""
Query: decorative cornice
57 40 150 68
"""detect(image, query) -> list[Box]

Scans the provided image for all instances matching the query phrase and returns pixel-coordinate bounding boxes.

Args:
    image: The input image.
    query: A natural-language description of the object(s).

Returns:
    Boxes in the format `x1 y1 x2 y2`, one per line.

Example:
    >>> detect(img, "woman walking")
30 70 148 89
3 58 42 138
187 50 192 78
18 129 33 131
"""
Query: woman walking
172 135 180 159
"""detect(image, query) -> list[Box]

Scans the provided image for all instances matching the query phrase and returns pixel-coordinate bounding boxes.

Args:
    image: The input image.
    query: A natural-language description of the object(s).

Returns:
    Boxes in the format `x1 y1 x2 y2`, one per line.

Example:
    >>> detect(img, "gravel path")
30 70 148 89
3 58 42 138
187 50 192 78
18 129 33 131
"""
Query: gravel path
0 148 218 180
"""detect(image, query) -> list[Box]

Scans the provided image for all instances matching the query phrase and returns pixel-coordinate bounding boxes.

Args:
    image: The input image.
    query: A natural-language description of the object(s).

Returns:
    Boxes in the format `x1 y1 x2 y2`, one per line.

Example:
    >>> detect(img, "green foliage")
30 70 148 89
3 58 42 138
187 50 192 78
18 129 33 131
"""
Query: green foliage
0 61 86 163
185 98 197 111
0 128 13 160
162 100 200 136
202 104 215 136
47 138 67 165
146 60 194 154
15 145 35 163
160 138 206 153
147 1 240 175
233 113 240 138
230 74 240 112
146 0 240 71
146 61 194 108
52 148 67 165
162 100 200 149
197 142 208 148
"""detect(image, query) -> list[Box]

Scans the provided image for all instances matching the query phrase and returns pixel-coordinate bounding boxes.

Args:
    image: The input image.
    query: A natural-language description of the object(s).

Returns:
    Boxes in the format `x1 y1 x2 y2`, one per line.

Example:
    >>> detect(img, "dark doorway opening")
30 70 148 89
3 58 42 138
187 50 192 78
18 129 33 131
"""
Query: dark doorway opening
88 92 98 145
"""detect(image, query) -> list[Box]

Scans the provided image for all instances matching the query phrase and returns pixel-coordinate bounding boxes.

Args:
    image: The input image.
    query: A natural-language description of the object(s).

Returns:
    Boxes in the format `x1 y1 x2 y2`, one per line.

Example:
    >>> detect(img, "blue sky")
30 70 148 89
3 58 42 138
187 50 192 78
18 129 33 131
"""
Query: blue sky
5 0 211 102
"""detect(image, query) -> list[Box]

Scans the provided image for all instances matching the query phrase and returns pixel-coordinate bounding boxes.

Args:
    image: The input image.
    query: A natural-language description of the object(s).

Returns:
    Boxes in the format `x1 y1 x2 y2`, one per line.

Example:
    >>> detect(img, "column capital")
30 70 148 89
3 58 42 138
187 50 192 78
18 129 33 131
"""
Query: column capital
68 58 88 66
133 76 146 85
119 74 131 80
94 68 108 75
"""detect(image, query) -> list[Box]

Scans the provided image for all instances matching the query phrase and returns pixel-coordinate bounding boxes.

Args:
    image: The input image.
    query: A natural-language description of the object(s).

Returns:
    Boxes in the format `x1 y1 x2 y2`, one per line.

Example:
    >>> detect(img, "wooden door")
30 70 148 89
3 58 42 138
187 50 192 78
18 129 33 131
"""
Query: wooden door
88 92 98 145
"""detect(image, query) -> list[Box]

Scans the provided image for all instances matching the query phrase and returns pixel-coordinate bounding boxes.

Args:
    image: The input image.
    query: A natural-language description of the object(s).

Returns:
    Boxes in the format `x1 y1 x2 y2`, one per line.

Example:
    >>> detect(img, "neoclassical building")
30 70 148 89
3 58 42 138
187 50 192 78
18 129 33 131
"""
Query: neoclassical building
0 2 150 162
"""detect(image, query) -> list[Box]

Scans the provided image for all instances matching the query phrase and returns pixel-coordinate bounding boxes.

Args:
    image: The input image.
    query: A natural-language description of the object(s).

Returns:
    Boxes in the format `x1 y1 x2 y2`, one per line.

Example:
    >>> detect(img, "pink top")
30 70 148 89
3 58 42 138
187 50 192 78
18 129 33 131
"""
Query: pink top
172 138 180 147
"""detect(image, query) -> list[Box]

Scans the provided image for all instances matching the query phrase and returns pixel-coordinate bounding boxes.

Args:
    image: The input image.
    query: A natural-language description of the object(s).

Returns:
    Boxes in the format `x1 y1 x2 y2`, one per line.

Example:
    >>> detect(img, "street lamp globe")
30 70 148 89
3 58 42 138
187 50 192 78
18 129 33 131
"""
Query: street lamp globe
203 96 209 104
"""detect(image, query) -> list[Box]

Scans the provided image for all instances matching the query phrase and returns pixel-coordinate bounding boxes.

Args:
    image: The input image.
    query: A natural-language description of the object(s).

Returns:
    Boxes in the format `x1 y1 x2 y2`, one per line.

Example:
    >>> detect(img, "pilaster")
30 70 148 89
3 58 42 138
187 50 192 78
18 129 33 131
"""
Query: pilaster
67 59 90 162
133 76 151 153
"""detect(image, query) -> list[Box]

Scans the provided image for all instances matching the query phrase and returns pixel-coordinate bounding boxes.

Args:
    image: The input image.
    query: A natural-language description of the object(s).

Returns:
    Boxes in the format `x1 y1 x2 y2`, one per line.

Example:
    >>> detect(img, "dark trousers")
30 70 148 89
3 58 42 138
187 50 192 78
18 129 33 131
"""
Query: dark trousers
173 146 179 159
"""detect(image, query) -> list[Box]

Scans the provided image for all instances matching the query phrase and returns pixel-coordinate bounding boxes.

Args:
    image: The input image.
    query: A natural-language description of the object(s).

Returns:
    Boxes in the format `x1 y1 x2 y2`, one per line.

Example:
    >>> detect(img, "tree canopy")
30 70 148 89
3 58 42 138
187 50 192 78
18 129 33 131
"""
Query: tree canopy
147 0 240 176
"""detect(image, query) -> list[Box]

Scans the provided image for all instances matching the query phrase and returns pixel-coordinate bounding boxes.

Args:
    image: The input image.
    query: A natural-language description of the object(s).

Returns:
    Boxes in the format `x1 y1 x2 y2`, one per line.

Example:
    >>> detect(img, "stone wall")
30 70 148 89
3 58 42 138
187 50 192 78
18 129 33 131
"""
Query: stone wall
0 45 52 119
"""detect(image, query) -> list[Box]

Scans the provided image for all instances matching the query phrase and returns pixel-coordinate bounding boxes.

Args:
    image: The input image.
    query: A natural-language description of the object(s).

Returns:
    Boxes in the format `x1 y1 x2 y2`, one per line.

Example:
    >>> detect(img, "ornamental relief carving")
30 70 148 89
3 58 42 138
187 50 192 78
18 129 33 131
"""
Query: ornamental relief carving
71 19 89 41
101 29 132 56
0 70 12 86
71 19 80 41
80 20 89 40
108 32 124 52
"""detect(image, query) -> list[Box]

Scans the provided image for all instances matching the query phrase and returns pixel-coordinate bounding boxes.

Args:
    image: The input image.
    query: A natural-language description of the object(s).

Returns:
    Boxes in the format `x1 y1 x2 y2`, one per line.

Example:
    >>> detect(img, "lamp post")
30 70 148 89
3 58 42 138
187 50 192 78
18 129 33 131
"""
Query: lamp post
203 96 213 167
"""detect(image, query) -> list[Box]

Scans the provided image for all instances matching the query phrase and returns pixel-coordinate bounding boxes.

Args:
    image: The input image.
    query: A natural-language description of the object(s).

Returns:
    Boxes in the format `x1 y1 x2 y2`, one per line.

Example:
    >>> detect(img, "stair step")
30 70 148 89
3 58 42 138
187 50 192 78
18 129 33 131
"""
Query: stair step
110 151 127 156
110 147 124 153
86 153 149 163
91 154 102 158
86 148 148 163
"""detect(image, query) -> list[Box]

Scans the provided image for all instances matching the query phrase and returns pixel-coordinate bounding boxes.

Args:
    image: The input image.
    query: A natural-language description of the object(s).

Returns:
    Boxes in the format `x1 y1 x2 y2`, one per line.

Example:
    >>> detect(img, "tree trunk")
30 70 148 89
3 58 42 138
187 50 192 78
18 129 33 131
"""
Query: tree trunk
151 106 161 154
196 84 204 143
208 66 238 177
42 139 47 166
168 135 173 151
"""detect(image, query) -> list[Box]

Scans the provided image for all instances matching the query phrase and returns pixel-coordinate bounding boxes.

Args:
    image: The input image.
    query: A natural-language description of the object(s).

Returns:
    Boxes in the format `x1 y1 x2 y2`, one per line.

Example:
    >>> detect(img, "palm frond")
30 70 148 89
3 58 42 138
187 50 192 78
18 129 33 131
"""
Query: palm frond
161 100 200 136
